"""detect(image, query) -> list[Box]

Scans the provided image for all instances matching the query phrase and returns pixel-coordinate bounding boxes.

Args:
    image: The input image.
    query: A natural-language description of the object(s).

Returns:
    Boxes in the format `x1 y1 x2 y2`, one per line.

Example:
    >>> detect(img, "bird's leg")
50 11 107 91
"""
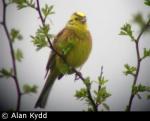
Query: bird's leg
74 73 80 81
74 67 82 81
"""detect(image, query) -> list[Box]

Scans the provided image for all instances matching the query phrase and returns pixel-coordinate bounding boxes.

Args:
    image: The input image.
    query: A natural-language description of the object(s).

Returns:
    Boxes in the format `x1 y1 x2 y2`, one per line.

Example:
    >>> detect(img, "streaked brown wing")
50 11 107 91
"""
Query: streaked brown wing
45 28 67 76
45 27 75 77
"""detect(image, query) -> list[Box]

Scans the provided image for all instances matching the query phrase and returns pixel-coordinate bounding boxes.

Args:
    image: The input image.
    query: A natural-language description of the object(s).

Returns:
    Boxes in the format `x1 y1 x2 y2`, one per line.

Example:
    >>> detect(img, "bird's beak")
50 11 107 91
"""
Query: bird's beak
81 17 86 24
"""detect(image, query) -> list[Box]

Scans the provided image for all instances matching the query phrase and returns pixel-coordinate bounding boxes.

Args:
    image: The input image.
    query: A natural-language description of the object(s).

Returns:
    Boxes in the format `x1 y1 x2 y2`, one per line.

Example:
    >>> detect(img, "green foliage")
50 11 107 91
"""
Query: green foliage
75 88 88 101
10 29 23 42
144 0 150 6
119 23 135 41
147 95 150 99
10 0 35 9
84 77 91 88
75 72 111 111
42 4 55 20
126 84 150 110
121 2 150 111
132 84 150 95
142 48 150 59
0 68 13 78
132 84 150 100
31 24 53 50
124 64 136 76
10 29 24 62
75 87 94 111
75 78 92 104
94 76 111 110
133 13 146 30
38 24 50 36
23 84 38 94
94 87 111 105
15 48 23 62
98 76 108 85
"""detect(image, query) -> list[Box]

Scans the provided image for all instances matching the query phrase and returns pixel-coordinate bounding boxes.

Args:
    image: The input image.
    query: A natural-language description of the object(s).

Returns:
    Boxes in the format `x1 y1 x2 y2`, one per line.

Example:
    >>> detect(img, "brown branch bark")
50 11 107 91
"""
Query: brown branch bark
127 18 150 111
1 0 21 111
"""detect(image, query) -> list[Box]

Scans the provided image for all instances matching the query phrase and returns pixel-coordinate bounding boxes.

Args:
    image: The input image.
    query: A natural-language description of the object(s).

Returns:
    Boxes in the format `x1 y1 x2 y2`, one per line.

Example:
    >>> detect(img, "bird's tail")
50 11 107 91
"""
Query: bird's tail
34 68 58 108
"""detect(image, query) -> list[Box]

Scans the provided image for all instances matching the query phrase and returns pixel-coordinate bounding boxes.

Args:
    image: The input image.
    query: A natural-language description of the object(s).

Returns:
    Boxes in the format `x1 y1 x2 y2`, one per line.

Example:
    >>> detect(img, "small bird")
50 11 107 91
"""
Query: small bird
35 11 92 108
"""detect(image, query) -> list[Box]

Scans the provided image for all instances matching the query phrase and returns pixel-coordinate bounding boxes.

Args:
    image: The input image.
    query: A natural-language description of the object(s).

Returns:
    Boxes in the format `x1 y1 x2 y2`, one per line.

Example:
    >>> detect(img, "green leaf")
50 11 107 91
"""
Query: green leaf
15 48 23 62
144 0 150 6
133 13 146 30
132 85 138 95
31 36 48 50
42 4 55 20
142 48 150 59
11 0 35 9
102 103 110 111
94 87 111 104
38 24 50 36
30 85 38 93
147 95 150 100
138 84 150 92
31 25 51 50
84 77 91 88
10 29 23 42
119 23 135 41
132 84 150 95
75 88 87 100
0 68 13 78
98 76 108 85
124 64 136 76
23 84 38 94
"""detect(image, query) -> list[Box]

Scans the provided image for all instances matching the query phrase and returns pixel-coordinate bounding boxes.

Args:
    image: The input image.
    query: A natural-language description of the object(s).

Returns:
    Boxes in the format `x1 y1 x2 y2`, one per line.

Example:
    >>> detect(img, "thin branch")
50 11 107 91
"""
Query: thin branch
35 0 97 111
127 18 150 111
136 19 150 43
98 66 103 91
95 66 103 107
1 0 21 111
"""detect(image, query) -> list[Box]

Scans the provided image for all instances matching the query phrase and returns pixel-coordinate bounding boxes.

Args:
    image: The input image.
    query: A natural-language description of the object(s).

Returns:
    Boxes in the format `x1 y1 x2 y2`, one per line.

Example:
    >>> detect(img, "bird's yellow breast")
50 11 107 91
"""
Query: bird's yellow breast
54 26 92 74
66 34 92 67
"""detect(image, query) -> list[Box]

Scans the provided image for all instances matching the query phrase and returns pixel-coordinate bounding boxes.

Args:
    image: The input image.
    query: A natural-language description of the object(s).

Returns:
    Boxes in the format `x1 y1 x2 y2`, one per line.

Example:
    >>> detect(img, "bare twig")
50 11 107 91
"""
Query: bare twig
35 0 97 111
127 18 150 111
1 0 21 111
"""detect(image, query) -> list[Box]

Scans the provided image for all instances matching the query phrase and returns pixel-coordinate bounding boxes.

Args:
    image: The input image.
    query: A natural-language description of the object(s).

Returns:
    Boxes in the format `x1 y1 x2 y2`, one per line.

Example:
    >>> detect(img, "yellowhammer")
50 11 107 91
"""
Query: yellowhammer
35 11 92 108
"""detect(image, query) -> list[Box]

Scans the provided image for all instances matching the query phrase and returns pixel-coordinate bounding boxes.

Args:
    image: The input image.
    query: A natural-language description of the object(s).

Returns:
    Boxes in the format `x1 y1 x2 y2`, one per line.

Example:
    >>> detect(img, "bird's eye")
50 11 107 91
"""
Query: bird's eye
74 18 78 21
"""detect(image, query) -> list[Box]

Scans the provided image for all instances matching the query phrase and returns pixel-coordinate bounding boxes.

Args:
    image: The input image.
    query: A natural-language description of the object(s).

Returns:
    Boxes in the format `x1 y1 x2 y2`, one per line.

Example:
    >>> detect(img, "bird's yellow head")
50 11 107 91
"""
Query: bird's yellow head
66 11 88 31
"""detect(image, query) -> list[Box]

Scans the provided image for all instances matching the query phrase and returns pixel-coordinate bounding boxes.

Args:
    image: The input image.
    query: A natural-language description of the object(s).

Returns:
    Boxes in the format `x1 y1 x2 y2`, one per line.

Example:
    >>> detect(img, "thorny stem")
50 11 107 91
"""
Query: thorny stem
1 0 22 111
127 18 150 111
35 0 97 111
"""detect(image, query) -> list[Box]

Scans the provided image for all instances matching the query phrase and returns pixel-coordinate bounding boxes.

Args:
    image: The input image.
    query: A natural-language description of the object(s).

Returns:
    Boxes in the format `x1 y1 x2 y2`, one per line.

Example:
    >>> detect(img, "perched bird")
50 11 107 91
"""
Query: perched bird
35 11 92 108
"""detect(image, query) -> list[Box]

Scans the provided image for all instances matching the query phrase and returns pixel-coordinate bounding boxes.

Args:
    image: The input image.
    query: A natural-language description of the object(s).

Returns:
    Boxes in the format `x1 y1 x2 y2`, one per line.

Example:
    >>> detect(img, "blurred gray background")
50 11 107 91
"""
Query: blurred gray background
0 0 150 111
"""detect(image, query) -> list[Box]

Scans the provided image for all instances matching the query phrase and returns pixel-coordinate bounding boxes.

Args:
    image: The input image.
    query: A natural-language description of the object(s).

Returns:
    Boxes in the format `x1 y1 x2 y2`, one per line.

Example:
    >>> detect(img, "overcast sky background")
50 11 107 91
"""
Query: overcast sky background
0 0 150 111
